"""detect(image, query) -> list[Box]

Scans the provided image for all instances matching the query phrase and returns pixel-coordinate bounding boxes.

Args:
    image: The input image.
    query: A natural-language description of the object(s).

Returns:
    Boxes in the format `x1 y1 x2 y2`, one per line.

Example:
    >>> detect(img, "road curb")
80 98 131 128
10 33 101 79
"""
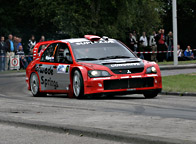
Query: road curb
0 116 194 144
159 64 196 70
161 91 196 97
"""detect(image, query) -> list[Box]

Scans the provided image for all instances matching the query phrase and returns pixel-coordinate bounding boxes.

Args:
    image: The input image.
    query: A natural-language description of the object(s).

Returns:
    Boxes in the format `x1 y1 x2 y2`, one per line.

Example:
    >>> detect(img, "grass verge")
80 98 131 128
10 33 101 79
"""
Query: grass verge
158 60 196 65
162 73 196 93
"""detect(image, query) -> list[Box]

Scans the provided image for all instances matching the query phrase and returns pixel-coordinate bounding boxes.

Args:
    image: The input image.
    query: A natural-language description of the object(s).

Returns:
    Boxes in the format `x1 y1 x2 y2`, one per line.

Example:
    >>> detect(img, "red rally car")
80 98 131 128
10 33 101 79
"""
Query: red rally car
26 35 162 99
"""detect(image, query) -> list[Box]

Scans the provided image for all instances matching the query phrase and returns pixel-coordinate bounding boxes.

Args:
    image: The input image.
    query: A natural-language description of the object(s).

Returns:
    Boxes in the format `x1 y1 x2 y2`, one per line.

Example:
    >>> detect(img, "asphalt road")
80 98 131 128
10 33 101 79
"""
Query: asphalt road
0 74 196 143
0 123 127 144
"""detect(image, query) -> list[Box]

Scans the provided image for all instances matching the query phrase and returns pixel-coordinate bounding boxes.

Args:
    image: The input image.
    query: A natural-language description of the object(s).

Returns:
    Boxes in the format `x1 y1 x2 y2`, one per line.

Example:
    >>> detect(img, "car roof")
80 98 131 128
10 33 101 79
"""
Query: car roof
60 38 116 43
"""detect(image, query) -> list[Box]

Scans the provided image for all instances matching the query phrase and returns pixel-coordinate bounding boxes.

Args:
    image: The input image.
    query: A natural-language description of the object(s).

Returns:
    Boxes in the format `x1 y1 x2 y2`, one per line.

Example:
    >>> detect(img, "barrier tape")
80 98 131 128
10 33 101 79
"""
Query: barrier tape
0 49 195 57
135 51 173 54
136 49 196 54
0 55 33 58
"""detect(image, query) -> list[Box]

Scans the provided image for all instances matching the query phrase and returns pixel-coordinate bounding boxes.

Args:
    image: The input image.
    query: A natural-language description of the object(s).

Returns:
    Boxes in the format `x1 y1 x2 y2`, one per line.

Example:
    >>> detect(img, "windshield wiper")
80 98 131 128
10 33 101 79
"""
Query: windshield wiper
77 57 98 61
99 56 131 60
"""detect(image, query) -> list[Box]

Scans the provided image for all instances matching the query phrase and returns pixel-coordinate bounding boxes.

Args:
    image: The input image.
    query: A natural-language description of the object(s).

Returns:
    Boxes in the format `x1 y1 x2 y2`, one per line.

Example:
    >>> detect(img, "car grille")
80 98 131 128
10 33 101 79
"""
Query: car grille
104 77 154 90
111 68 144 74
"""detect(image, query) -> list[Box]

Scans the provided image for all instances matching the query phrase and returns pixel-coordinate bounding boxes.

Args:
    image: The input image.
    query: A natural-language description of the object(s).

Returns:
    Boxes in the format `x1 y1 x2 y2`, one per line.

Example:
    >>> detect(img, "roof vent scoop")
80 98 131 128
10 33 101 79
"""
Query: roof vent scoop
84 35 101 41
102 36 109 41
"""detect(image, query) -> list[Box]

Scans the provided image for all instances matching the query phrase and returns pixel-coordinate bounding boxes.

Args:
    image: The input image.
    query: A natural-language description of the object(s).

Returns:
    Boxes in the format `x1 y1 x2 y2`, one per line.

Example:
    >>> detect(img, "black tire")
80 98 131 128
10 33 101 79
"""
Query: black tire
73 70 84 99
106 94 115 98
30 73 46 97
143 91 158 99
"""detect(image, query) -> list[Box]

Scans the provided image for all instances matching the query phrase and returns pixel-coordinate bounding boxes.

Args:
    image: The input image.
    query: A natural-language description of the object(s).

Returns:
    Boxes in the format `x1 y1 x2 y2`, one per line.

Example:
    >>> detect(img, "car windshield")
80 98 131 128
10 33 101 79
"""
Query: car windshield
70 40 136 61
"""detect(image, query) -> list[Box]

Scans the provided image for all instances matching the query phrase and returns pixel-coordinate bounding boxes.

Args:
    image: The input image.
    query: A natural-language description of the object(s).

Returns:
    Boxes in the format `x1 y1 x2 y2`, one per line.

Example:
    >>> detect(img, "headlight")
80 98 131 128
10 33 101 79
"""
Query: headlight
88 70 111 78
146 66 157 74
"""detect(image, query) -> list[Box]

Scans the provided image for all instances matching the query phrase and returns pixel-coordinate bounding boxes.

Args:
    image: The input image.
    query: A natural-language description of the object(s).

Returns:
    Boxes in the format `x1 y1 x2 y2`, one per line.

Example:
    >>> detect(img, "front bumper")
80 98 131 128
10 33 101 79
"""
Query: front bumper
84 74 162 95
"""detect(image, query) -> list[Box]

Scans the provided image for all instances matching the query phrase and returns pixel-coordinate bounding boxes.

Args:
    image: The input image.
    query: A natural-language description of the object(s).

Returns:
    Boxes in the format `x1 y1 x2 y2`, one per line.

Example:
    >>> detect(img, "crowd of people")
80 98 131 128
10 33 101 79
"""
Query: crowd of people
128 29 195 62
0 31 195 71
0 34 45 71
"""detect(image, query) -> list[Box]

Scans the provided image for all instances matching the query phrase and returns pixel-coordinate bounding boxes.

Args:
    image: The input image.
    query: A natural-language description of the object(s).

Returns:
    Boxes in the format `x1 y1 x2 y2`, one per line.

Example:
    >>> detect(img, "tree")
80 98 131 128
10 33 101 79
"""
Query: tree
161 0 196 49
0 0 164 44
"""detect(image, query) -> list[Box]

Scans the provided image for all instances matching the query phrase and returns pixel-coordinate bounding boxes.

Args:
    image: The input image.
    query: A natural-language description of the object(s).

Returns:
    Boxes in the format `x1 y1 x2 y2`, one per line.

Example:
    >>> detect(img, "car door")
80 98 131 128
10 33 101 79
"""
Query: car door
36 42 72 91
54 43 72 91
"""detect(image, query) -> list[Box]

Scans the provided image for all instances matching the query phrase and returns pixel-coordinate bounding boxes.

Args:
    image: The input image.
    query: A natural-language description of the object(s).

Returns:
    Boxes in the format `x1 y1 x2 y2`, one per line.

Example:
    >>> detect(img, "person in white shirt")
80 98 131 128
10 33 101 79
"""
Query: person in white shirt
139 32 148 59
177 44 185 61
149 31 157 61
28 35 36 62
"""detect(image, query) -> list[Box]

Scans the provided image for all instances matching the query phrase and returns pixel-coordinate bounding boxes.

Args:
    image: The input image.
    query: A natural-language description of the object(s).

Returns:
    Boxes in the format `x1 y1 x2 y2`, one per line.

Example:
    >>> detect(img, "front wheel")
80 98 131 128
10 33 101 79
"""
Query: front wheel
143 91 158 99
73 70 84 99
30 73 46 97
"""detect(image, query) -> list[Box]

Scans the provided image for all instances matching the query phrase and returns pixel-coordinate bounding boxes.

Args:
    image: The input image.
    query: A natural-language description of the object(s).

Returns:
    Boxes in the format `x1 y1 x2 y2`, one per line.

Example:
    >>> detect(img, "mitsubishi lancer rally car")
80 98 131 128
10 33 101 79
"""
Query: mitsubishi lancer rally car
26 35 162 99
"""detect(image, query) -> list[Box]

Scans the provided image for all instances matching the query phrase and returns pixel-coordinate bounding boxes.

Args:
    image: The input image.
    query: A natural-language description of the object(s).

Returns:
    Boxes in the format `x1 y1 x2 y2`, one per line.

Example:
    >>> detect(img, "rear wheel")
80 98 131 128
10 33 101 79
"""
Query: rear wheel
73 70 84 99
30 73 46 97
143 91 158 99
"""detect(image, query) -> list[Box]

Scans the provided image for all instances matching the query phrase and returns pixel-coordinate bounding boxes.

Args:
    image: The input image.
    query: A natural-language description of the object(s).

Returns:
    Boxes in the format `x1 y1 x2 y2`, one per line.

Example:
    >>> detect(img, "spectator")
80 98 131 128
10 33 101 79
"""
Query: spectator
5 34 16 70
16 45 28 69
149 31 157 61
39 35 45 42
128 33 137 52
177 45 184 61
139 32 148 59
0 36 6 71
28 35 36 62
132 31 138 52
184 45 195 60
13 36 18 50
16 37 22 51
166 31 173 61
157 29 167 62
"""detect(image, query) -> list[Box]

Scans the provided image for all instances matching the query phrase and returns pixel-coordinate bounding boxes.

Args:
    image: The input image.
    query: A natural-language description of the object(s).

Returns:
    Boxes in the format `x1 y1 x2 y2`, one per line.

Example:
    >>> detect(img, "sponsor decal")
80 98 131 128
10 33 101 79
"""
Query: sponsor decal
57 65 70 74
75 40 114 45
45 56 54 61
127 88 136 91
127 70 132 74
132 75 142 78
111 63 140 67
147 74 158 77
35 65 53 75
41 76 58 89
121 76 129 79
92 77 111 80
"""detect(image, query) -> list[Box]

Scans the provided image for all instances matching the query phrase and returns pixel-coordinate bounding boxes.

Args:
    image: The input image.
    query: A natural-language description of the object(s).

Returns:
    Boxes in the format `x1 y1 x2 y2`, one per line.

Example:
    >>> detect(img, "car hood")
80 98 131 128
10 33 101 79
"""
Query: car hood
78 58 144 70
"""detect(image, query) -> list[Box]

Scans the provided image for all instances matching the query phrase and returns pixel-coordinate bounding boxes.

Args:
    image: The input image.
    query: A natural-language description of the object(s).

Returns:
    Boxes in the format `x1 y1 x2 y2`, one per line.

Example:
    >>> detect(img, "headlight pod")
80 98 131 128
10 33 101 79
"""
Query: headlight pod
88 70 111 78
146 66 157 74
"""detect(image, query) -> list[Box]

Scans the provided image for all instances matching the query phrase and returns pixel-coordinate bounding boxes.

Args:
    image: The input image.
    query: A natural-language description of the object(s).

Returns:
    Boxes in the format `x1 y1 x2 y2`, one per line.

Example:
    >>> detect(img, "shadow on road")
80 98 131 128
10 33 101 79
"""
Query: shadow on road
38 94 147 100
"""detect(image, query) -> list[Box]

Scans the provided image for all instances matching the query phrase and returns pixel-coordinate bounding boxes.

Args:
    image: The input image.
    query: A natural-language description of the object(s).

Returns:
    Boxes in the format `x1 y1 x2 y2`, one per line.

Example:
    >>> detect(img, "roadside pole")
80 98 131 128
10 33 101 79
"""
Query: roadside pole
172 0 178 66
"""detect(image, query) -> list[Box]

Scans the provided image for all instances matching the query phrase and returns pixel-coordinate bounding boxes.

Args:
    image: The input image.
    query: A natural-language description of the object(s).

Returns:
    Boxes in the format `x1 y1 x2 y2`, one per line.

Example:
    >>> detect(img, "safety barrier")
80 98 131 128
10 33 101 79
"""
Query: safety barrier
136 49 196 54
0 55 33 58
0 49 195 57
136 51 173 54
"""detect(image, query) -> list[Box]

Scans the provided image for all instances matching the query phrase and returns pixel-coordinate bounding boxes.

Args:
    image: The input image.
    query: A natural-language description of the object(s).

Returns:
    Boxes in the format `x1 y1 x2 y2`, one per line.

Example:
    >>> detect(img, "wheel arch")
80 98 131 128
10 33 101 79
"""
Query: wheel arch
70 66 88 82
29 72 41 92
70 66 88 97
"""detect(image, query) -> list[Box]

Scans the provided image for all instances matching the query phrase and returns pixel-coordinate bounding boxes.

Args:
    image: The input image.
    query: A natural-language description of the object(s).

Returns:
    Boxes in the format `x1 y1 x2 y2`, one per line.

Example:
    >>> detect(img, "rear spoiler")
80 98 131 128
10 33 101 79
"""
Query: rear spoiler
33 41 53 60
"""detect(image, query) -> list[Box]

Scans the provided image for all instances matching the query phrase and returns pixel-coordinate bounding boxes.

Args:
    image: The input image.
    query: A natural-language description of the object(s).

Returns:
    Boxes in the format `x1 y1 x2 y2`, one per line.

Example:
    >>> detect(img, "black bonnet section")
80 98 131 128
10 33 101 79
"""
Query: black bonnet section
102 58 144 74
80 58 145 74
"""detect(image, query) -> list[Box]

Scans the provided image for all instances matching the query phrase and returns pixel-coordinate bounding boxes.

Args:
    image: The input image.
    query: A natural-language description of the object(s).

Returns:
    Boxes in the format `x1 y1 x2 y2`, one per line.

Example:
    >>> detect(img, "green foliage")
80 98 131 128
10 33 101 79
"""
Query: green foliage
1 0 195 49
0 0 164 43
161 0 196 49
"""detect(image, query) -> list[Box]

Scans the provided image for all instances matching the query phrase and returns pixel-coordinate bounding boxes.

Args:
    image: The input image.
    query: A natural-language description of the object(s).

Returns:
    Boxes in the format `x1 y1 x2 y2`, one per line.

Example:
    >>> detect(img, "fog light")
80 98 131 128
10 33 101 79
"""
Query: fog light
98 83 102 87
